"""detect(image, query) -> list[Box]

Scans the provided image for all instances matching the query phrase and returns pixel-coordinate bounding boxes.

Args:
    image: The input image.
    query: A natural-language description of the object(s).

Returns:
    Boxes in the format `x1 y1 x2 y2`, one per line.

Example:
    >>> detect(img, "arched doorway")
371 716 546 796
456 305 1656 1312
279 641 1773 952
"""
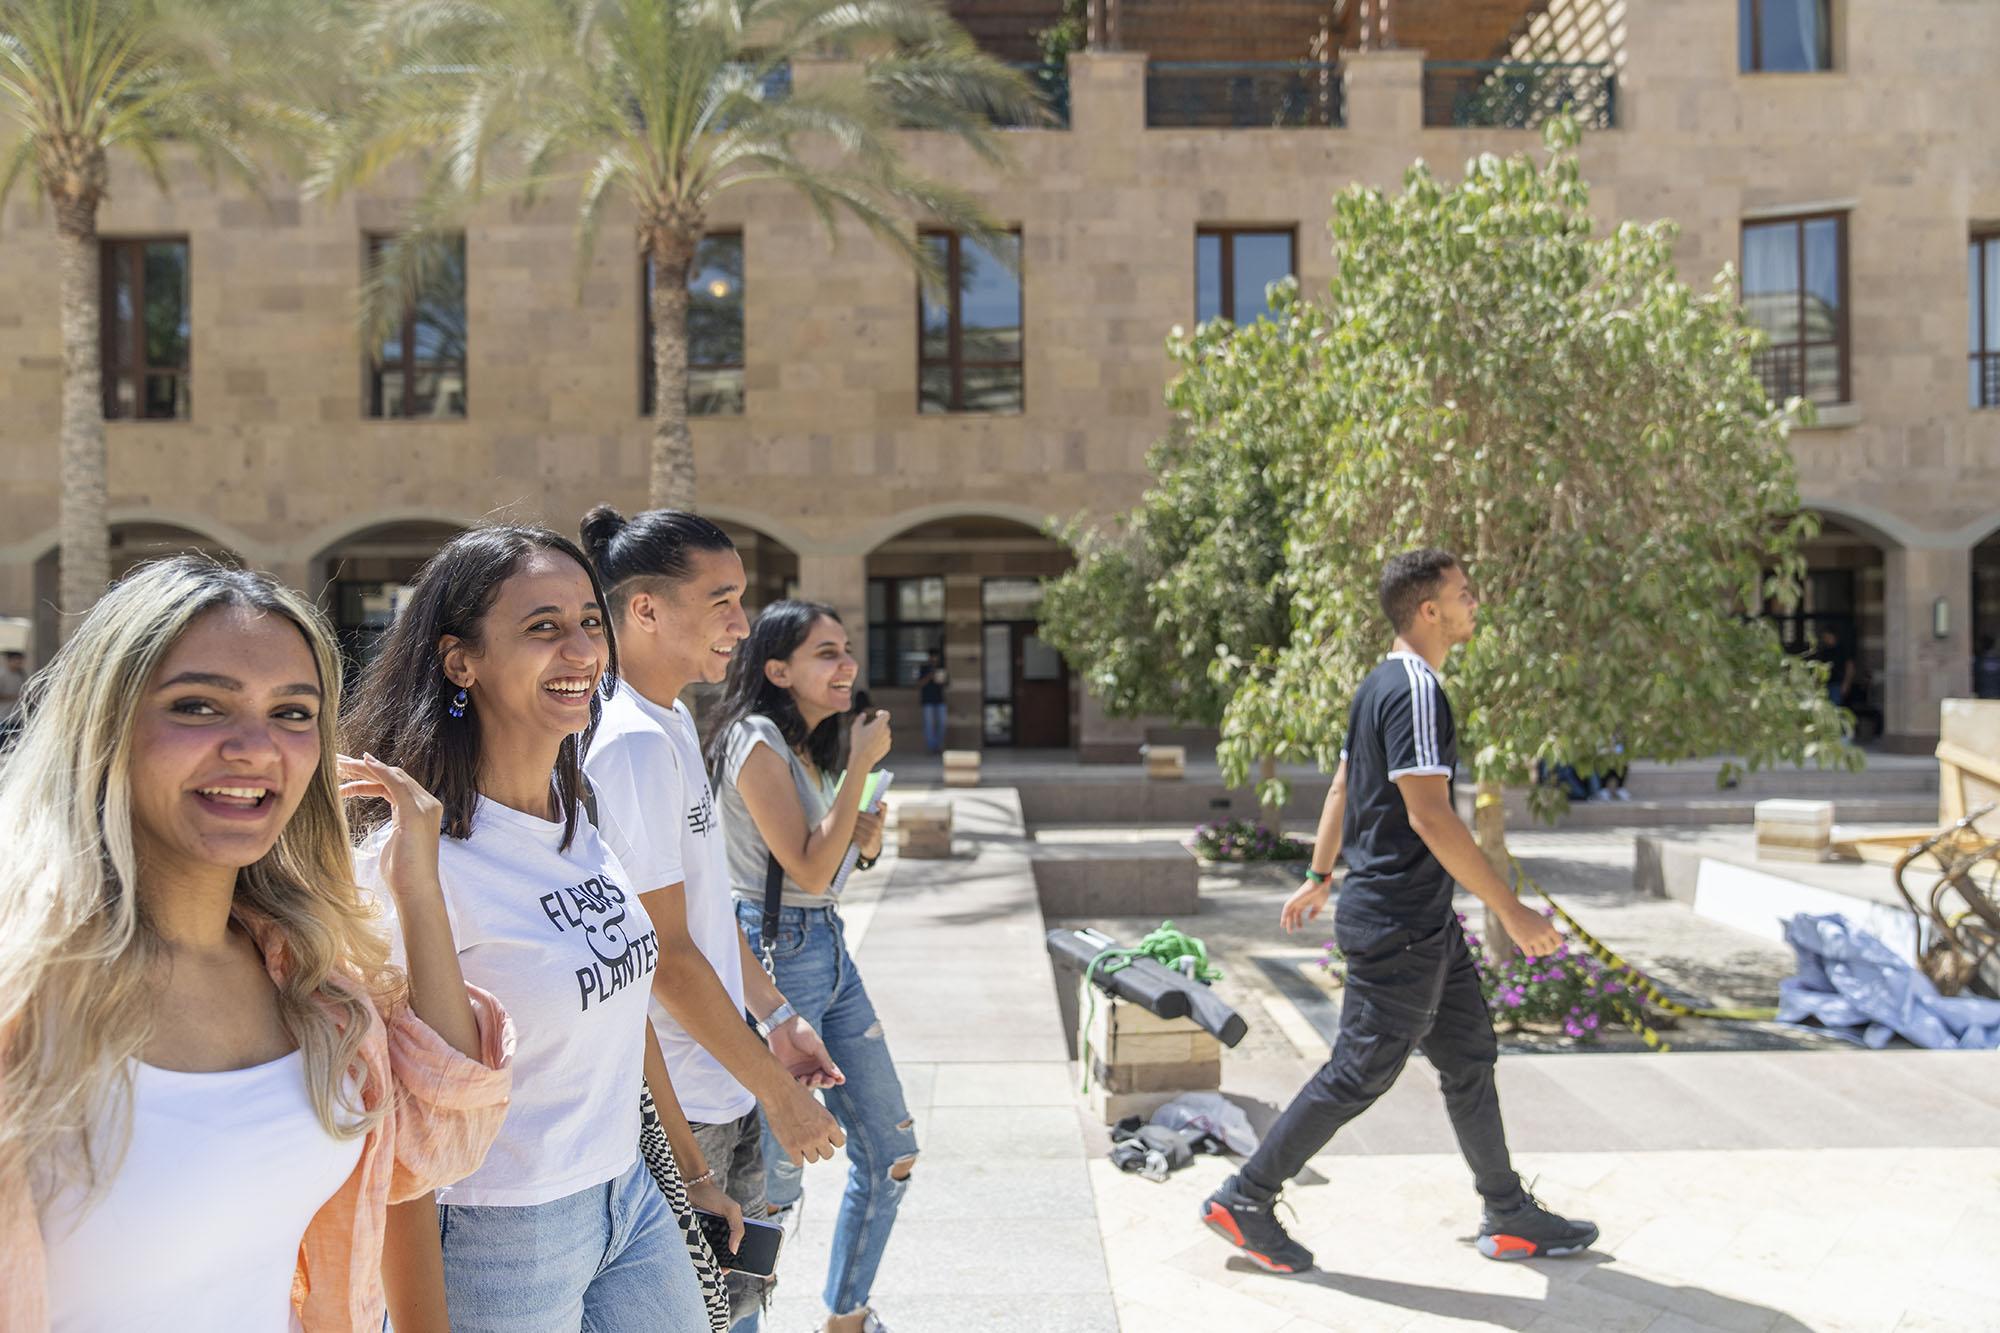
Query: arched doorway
710 520 799 616
31 522 243 665
309 520 467 670
1973 527 2000 697
864 516 1074 751
1777 513 1889 742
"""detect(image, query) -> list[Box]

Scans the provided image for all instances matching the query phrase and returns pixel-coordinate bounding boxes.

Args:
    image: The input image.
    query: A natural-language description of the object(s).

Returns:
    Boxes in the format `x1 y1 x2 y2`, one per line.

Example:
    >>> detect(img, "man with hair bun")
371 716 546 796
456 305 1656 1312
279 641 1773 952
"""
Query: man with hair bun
1200 548 1599 1274
580 505 847 1331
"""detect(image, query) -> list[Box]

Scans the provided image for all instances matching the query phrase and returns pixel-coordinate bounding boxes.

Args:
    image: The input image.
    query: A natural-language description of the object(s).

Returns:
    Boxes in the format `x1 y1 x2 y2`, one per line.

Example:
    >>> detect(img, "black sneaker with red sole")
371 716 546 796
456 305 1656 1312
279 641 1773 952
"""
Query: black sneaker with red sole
1476 1192 1599 1261
1199 1175 1314 1275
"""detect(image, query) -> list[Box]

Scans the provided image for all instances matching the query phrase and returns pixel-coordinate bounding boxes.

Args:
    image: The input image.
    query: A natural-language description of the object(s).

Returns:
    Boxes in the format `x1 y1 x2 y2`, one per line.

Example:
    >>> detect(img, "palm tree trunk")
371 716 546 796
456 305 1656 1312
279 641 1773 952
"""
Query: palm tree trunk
1472 776 1518 961
648 230 699 510
56 199 109 632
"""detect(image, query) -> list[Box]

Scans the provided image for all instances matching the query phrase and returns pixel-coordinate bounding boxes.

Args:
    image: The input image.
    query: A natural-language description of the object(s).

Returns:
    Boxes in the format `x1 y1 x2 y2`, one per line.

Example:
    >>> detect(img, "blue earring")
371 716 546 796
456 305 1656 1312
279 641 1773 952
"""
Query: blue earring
449 687 468 720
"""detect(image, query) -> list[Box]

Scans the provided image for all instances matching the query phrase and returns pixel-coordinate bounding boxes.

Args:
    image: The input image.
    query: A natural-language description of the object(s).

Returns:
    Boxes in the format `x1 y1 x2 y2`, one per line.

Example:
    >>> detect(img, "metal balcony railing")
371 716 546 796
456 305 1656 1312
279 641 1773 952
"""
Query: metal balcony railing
1422 61 1616 130
1974 351 2000 408
1145 62 1343 129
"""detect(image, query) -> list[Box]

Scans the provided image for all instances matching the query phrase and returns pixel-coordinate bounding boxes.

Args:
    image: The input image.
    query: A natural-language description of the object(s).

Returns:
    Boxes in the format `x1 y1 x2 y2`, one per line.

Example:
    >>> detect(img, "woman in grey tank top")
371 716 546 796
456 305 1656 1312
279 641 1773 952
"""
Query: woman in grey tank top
705 601 913 1333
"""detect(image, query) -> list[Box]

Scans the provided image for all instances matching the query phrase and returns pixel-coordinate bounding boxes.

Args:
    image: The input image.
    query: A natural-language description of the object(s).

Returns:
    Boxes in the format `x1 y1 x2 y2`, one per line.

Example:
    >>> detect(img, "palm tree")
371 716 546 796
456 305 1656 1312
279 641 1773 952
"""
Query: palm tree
327 0 1046 510
0 0 321 623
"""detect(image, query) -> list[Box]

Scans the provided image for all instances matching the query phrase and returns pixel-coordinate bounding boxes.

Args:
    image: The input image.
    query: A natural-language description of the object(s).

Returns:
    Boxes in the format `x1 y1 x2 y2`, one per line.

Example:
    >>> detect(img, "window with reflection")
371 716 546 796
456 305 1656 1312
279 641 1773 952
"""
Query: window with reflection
1740 0 1833 73
867 576 945 688
643 233 745 416
1196 228 1296 325
1742 213 1848 406
918 230 1023 414
101 239 190 420
1972 234 2000 409
367 233 468 419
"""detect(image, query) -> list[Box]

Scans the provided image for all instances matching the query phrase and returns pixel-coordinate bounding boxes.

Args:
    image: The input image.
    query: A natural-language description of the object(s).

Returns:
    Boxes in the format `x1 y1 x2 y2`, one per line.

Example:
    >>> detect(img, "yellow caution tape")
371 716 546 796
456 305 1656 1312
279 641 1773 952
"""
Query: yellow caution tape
1473 791 1780 1052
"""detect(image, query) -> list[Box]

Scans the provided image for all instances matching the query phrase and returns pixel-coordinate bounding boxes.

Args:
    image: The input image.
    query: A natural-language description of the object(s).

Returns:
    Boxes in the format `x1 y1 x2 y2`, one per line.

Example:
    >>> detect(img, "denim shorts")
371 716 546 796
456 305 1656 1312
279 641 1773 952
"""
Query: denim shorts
435 1157 708 1332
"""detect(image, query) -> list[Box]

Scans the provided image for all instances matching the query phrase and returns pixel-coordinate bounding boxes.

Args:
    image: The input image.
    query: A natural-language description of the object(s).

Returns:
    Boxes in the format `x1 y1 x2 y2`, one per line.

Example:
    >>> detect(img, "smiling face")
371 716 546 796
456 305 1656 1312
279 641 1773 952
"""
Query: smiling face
627 547 750 689
127 603 324 882
764 614 858 726
443 550 609 746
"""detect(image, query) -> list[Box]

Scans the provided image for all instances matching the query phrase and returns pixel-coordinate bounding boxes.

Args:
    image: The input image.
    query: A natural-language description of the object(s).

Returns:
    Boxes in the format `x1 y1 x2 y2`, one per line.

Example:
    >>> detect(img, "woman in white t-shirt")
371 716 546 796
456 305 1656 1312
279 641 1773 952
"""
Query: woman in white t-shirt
343 525 720 1332
0 558 512 1332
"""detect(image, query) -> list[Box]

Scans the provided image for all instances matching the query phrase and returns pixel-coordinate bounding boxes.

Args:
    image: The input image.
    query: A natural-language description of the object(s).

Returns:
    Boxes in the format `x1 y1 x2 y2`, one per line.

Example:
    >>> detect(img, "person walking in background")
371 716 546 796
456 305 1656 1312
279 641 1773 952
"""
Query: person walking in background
343 525 715 1332
706 602 912 1333
0 558 511 1330
1205 549 1597 1274
916 651 948 754
581 506 849 1331
1976 636 2000 700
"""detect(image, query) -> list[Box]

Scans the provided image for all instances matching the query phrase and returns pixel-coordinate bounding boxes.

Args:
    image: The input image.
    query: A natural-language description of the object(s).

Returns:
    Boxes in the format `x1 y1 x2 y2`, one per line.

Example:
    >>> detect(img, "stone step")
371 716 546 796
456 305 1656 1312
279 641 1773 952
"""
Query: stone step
1518 792 1940 830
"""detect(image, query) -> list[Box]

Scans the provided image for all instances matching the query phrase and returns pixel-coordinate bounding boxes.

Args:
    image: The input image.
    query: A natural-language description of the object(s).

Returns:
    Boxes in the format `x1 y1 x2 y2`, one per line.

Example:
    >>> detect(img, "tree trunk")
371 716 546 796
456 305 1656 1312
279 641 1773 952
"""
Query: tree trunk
1258 752 1282 830
647 229 698 510
56 200 108 635
1472 777 1518 961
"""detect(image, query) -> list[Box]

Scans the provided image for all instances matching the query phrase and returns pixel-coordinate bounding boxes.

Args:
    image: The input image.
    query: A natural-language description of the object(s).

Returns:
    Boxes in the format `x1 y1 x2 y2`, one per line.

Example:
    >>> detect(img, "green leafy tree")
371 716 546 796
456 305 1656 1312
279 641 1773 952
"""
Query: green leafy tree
324 0 1044 509
1152 121 1856 949
0 0 325 622
1039 351 1300 822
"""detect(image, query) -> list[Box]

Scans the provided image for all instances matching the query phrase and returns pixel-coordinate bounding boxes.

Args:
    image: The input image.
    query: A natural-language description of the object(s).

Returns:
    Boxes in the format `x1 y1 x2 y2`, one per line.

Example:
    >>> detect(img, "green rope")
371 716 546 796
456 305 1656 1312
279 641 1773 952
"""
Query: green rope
1088 920 1223 986
1076 921 1220 1094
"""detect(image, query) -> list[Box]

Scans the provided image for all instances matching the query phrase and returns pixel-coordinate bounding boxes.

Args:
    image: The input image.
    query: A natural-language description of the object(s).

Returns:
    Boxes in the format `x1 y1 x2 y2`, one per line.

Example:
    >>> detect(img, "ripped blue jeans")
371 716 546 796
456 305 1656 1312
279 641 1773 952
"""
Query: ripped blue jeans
736 900 918 1321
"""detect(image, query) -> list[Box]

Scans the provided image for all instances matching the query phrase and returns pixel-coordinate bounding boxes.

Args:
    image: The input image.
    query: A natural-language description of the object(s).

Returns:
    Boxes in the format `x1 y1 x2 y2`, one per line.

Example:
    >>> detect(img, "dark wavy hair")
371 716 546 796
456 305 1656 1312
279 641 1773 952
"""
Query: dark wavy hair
577 504 735 621
703 599 846 784
1379 548 1460 633
342 524 617 851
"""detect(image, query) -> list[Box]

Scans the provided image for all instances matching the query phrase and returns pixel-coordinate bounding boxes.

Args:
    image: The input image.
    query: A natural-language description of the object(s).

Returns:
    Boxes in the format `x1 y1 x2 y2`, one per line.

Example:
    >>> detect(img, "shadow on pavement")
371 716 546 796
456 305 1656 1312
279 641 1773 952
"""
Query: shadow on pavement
1226 1251 1812 1330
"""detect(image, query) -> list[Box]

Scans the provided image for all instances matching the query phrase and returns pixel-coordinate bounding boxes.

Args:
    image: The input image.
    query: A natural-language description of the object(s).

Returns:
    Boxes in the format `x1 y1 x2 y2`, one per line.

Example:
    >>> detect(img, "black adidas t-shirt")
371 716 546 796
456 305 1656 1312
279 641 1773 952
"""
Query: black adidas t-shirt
1338 652 1458 926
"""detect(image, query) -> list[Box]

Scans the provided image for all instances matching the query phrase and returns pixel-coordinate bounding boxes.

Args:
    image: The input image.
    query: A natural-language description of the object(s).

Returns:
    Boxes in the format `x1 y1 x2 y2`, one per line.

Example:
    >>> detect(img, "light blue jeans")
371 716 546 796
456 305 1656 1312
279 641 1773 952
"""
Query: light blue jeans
921 702 947 753
736 900 918 1322
436 1158 708 1332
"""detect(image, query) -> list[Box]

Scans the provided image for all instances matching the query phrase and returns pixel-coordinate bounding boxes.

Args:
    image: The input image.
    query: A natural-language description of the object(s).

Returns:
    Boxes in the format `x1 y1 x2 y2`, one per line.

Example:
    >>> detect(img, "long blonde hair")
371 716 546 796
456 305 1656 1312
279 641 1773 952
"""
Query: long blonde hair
0 558 397 1199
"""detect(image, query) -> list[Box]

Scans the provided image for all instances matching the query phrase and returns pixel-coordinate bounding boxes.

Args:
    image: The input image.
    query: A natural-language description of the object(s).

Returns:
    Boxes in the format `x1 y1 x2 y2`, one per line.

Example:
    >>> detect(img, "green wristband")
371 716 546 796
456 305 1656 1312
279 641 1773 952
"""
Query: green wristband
1305 867 1331 885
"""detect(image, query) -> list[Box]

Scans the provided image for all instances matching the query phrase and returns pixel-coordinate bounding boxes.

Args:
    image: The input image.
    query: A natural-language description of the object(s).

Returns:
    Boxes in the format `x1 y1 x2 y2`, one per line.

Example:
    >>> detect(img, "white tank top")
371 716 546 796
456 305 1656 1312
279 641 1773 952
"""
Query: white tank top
40 1051 365 1333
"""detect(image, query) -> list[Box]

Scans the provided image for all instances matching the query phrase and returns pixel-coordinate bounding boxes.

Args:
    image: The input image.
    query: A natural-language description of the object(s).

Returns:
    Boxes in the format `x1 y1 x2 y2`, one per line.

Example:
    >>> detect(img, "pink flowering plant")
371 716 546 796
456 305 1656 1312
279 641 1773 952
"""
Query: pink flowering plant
1191 819 1311 863
1318 910 1643 1044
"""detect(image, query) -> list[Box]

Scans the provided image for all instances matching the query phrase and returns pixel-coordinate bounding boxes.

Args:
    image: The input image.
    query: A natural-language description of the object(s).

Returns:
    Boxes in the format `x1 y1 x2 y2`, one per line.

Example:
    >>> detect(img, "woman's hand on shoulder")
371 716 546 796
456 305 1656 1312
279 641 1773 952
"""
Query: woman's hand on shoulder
339 753 444 905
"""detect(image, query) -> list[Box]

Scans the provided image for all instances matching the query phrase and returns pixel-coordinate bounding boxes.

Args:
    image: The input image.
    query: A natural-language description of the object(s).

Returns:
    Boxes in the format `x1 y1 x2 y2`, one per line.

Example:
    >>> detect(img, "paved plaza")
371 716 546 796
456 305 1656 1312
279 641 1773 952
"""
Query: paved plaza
766 784 2000 1333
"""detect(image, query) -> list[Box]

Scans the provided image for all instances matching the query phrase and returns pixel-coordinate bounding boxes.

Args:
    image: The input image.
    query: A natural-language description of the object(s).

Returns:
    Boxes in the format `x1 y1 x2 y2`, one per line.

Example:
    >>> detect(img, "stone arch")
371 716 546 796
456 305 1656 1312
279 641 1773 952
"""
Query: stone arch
845 500 1067 558
305 515 474 663
863 511 1077 752
27 519 248 667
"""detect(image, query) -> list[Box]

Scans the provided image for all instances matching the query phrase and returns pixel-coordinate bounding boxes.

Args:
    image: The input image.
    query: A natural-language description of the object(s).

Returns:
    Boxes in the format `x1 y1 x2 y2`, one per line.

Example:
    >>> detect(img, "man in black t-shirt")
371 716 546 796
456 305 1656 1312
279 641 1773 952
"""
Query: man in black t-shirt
1200 550 1598 1274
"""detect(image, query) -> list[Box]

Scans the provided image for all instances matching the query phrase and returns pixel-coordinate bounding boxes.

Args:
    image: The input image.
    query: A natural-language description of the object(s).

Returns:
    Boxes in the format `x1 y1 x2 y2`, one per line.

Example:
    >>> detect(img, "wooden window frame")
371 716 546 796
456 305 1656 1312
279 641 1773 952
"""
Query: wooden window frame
917 228 1025 415
366 232 468 421
867 576 945 690
100 236 191 421
1741 211 1851 407
640 231 746 417
1195 226 1299 325
1973 233 2000 409
1741 0 1835 74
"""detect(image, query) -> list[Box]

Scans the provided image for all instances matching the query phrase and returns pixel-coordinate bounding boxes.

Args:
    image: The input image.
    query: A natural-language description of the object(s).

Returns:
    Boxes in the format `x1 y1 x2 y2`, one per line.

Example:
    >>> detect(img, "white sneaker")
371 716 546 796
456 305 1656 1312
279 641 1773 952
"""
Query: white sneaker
1614 789 1632 802
1589 789 1613 802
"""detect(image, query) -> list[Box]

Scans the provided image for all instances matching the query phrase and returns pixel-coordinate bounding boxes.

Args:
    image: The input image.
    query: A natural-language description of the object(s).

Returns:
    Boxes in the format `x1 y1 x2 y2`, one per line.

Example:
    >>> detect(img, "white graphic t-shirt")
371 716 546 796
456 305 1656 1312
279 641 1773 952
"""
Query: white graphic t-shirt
587 683 756 1126
357 796 659 1207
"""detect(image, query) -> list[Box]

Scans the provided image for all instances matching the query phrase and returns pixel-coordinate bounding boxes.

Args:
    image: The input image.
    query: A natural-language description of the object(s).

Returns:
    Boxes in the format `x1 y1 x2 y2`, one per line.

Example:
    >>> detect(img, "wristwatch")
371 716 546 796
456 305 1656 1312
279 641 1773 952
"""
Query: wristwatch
760 1000 799 1034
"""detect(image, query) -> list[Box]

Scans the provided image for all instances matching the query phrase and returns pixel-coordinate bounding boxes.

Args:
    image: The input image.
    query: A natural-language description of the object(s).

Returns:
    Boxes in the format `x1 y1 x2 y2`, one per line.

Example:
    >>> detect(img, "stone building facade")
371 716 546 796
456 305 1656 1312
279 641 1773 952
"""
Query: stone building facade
1 0 1996 753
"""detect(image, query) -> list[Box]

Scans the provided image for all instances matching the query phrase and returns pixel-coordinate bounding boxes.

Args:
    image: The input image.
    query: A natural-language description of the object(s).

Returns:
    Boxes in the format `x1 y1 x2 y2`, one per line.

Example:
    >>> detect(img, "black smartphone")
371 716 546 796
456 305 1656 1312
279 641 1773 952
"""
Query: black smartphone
695 1209 784 1278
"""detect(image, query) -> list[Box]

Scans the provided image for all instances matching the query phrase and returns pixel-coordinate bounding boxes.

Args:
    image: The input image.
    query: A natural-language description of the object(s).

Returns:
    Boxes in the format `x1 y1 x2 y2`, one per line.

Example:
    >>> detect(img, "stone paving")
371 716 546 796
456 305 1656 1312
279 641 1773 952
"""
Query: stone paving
759 794 1999 1332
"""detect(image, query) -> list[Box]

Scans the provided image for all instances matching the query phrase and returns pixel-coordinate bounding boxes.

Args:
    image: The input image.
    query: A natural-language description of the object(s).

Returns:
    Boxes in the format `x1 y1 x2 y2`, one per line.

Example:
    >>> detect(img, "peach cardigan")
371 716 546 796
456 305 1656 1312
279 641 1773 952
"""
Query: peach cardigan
0 914 515 1331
